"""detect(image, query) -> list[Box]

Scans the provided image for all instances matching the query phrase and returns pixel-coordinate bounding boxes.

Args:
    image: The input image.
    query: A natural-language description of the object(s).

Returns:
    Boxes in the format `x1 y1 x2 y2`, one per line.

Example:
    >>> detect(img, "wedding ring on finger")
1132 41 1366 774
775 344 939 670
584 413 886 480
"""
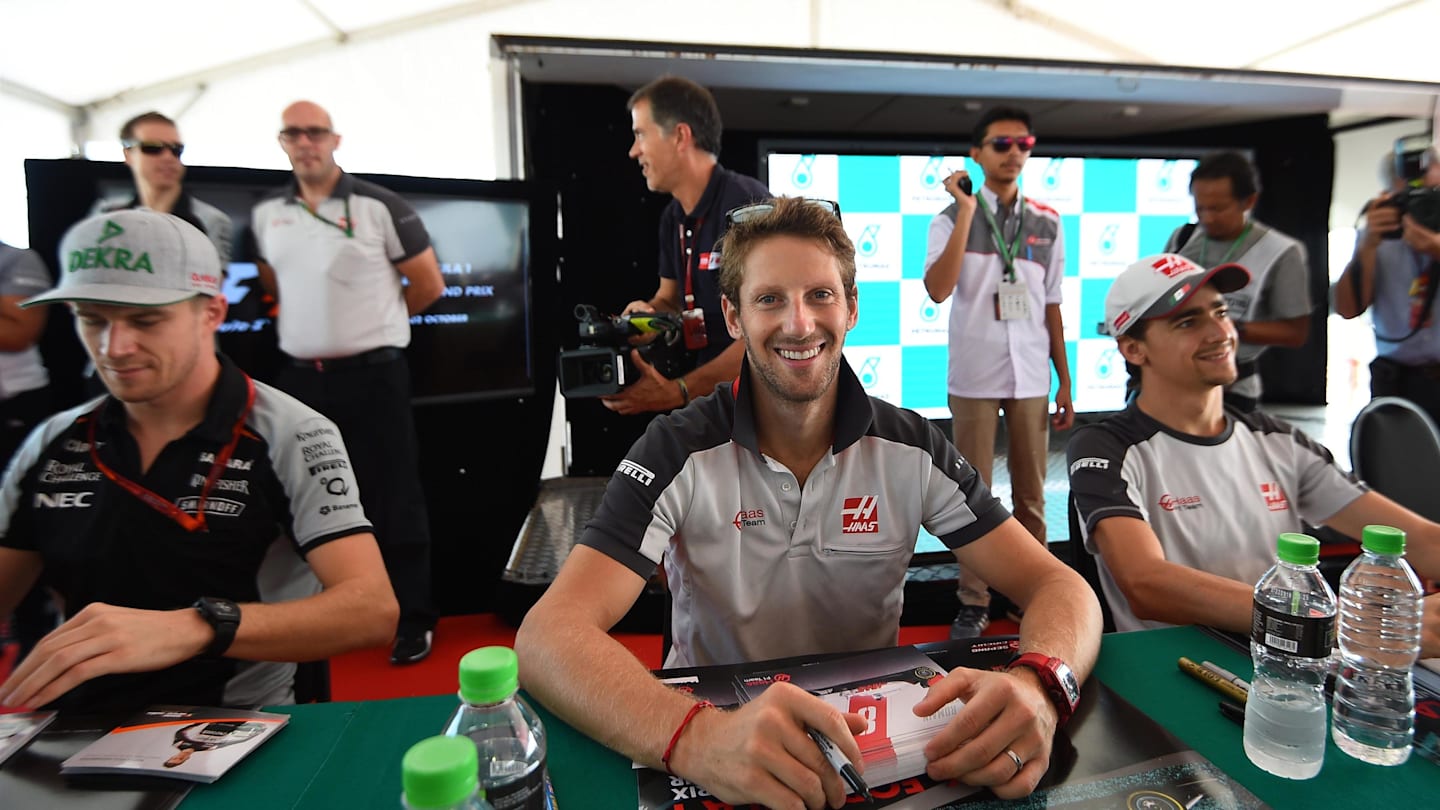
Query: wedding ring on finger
1004 747 1023 776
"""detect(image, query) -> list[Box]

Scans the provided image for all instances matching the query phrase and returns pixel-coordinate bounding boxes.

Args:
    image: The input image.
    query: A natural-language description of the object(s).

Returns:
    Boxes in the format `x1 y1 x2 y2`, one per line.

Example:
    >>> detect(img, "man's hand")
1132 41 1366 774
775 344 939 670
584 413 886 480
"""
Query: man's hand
1051 388 1075 431
913 666 1058 800
600 350 683 415
1422 593 1440 658
620 299 655 317
944 171 978 214
1364 196 1402 246
1402 215 1440 260
669 682 867 810
0 602 212 709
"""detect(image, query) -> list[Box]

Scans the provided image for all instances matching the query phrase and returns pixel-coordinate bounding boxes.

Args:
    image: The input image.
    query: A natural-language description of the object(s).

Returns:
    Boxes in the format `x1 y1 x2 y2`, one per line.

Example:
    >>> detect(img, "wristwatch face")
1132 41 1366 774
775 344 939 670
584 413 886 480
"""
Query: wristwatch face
201 598 240 622
1053 660 1080 709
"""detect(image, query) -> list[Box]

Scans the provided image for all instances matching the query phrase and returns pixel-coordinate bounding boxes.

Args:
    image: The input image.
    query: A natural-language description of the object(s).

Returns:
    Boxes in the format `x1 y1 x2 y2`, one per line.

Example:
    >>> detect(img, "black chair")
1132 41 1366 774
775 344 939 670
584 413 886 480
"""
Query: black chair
1349 396 1440 523
1066 492 1116 633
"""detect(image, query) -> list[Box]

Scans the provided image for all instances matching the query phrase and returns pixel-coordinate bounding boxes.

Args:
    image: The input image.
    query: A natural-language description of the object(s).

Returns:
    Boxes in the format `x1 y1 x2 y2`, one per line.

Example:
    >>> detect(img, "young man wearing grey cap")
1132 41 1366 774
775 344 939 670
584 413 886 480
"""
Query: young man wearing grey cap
0 210 397 712
1068 254 1440 652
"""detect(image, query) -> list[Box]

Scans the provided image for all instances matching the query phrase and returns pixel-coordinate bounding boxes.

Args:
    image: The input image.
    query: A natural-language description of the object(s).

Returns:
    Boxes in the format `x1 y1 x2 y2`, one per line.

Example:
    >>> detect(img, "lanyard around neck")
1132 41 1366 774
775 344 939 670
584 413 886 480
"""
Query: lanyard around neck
679 218 705 309
977 195 1024 282
1202 220 1253 267
87 375 256 533
302 196 353 238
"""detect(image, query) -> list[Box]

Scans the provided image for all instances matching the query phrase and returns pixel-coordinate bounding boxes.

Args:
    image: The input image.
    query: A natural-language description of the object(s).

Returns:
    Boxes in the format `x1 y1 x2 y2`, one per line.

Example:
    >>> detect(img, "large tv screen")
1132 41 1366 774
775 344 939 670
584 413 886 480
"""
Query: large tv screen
32 162 548 405
762 149 1204 416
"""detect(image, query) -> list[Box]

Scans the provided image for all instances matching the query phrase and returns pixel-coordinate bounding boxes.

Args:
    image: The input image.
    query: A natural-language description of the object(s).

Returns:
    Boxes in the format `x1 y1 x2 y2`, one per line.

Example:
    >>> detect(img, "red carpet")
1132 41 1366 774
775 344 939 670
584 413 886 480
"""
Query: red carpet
328 615 1018 702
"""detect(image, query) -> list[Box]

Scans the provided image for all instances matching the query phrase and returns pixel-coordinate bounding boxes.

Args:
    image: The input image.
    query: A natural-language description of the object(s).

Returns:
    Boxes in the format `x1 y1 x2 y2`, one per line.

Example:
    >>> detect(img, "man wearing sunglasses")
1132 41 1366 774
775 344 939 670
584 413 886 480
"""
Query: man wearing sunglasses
603 75 771 416
0 210 397 713
519 197 1101 809
95 112 233 266
252 100 446 666
922 106 1072 640
1163 152 1311 412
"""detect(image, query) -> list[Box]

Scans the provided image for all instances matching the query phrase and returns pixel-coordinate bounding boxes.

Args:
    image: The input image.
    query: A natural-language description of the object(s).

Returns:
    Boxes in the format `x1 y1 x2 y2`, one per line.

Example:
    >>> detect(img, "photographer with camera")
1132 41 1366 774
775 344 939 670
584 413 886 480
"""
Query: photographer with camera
1335 141 1440 421
600 76 770 416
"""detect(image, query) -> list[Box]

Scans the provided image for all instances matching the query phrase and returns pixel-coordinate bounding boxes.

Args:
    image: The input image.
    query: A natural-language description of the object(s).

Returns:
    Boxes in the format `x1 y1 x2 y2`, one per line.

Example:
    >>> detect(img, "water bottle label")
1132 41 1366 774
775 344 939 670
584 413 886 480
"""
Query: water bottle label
486 765 549 810
1251 600 1335 659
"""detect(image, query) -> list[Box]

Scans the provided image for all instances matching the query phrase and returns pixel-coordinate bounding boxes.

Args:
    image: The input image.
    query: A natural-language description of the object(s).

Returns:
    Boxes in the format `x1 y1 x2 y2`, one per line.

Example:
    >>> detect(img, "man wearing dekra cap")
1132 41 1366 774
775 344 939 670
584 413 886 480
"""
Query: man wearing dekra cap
0 209 396 713
1067 253 1440 653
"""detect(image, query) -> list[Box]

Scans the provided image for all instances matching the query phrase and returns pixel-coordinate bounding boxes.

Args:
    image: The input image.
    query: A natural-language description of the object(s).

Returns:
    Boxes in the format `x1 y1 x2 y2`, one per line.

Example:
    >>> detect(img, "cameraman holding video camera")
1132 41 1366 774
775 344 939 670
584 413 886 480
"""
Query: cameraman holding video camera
1336 141 1440 421
601 76 770 415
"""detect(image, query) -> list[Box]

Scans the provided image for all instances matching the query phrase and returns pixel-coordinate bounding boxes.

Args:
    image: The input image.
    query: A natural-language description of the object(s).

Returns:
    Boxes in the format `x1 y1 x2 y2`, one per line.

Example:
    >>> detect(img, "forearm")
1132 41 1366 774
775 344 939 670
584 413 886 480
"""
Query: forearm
1334 247 1378 318
1238 316 1309 348
1045 305 1071 391
1013 569 1101 682
227 575 397 661
516 603 697 769
923 215 973 302
404 282 443 316
1120 561 1254 632
682 340 745 396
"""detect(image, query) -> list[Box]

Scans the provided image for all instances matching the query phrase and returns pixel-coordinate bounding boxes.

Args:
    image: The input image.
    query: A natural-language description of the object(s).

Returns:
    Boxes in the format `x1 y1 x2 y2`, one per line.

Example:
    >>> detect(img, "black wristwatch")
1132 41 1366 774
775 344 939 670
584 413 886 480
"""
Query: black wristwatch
193 597 241 658
1007 653 1081 727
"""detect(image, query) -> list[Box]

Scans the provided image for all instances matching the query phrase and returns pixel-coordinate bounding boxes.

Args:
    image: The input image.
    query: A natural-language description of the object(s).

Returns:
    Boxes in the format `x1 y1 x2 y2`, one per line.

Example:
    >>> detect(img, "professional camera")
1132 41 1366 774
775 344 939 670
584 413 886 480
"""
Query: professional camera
558 305 688 398
1378 187 1440 238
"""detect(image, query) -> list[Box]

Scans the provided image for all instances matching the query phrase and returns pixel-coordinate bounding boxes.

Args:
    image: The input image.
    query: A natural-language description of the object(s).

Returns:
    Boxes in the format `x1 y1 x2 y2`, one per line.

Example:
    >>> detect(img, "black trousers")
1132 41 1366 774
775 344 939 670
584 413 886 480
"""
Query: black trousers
276 353 436 630
1371 356 1440 427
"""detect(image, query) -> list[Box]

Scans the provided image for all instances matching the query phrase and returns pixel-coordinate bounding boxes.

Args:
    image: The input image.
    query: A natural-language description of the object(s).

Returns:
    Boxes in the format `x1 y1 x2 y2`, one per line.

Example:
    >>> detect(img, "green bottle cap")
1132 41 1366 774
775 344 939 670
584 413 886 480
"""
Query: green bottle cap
458 646 519 705
1275 533 1320 566
402 735 479 809
1361 524 1406 556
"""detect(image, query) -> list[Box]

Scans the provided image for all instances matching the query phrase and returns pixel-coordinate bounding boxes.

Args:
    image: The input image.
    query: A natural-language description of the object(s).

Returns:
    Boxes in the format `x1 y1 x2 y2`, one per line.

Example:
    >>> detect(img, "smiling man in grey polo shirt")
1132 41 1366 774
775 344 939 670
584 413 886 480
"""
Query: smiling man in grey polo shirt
518 197 1101 810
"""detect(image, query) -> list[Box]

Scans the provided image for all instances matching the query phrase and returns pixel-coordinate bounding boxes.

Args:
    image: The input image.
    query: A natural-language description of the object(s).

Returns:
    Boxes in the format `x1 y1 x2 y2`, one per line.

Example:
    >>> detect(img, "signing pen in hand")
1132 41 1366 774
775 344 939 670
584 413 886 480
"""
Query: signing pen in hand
807 727 873 803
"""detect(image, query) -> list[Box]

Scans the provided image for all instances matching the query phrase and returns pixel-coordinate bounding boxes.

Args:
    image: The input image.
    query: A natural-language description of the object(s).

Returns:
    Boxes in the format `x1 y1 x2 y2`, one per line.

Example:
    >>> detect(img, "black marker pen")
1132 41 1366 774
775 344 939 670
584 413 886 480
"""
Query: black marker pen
807 727 873 803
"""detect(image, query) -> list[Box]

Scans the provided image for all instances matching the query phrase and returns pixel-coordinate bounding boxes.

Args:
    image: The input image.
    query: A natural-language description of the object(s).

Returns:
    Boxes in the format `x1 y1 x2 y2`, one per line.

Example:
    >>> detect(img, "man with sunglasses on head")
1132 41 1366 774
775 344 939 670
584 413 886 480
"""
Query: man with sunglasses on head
519 197 1101 809
602 75 770 416
1069 253 1440 650
1163 151 1311 412
0 210 397 713
96 112 233 265
923 106 1072 640
251 100 445 665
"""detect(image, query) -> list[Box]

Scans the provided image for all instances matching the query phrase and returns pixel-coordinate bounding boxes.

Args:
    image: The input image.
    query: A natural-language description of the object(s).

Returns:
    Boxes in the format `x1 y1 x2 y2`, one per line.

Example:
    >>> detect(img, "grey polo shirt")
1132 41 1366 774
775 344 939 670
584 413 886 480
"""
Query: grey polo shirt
580 357 1010 668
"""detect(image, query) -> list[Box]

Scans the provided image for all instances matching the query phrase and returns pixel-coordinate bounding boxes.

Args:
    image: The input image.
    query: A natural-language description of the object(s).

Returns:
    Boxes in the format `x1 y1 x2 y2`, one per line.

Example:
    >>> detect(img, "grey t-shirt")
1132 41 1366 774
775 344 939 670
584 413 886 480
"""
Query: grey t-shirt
0 242 51 399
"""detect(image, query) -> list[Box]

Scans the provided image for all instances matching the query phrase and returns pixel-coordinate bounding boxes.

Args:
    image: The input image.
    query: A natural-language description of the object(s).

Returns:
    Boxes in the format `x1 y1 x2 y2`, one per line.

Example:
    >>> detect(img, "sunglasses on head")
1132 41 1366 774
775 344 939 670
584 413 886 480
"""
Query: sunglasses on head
123 140 184 158
278 126 334 143
984 135 1037 153
725 198 843 227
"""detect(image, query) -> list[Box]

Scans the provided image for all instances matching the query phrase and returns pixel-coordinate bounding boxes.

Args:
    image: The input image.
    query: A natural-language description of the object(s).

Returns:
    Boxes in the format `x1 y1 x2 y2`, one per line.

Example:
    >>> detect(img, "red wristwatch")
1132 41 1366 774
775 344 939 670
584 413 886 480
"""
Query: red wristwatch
1007 653 1081 727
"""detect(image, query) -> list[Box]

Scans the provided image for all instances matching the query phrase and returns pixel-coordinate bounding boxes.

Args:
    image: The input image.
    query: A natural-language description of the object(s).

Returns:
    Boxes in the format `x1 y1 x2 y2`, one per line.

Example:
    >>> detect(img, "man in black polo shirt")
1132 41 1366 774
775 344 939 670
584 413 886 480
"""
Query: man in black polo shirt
0 210 397 712
96 111 233 264
252 100 445 665
604 76 771 415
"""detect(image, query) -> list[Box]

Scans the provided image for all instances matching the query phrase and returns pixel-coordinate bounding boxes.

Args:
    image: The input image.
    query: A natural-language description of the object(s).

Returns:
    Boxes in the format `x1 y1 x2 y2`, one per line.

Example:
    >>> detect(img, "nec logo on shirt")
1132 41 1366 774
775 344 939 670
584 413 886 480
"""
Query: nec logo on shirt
842 496 879 534
34 491 93 509
1260 482 1290 512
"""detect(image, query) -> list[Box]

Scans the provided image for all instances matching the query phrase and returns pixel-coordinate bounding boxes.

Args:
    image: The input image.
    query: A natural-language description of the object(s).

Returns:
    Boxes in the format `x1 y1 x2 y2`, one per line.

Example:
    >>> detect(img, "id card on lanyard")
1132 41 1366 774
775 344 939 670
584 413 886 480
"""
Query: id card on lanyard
978 196 1030 321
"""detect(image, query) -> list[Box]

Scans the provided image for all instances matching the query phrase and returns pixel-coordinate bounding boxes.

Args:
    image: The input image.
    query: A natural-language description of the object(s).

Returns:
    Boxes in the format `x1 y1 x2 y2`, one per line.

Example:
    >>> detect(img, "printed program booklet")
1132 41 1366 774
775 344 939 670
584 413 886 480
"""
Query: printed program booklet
0 710 58 766
60 706 288 783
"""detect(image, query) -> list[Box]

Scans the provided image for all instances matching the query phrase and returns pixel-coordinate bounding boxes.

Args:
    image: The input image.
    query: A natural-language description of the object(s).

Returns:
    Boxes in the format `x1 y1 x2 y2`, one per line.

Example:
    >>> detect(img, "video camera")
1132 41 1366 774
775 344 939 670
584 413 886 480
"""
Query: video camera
1380 134 1440 238
558 305 689 398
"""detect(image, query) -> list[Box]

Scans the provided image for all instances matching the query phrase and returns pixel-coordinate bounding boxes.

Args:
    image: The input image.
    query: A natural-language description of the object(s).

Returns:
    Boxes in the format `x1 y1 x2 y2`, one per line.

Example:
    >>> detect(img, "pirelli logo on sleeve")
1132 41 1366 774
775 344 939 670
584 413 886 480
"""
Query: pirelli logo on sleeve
616 459 654 487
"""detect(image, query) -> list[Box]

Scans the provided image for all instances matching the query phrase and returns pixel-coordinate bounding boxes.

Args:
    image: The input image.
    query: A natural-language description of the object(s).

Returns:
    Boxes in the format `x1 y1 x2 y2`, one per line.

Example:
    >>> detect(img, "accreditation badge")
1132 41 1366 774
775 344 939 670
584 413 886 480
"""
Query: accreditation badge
994 280 1031 321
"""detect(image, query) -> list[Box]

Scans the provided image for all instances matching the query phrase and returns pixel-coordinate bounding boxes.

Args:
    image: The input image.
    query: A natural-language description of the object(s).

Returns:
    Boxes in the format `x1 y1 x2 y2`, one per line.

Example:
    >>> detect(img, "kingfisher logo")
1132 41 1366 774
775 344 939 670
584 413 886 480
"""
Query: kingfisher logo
1260 482 1290 512
733 508 766 530
616 459 654 487
842 496 879 534
1158 494 1203 512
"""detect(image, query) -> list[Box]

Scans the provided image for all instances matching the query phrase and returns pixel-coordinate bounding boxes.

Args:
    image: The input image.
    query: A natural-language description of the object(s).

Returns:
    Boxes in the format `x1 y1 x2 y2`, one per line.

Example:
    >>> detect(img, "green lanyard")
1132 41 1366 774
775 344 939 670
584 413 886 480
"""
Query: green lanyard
301 197 353 238
1201 220 1252 267
977 195 1024 283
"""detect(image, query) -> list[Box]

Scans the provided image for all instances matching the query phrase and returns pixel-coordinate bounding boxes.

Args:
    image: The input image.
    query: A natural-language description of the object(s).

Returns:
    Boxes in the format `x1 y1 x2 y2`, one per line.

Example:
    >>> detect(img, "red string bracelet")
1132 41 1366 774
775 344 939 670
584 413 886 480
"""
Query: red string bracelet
662 700 714 774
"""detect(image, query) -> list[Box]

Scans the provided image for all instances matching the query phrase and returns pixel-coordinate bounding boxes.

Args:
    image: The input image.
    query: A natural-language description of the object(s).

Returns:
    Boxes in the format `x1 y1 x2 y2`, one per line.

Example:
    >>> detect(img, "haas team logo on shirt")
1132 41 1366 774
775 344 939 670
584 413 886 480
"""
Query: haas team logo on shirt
842 496 880 534
1260 482 1290 512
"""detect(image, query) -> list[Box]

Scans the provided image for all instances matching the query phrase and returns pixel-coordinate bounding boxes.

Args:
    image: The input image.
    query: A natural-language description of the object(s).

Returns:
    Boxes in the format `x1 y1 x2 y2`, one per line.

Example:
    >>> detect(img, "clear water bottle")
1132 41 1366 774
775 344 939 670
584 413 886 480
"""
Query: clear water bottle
402 735 495 810
444 646 553 810
1243 533 1336 779
1332 524 1424 765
